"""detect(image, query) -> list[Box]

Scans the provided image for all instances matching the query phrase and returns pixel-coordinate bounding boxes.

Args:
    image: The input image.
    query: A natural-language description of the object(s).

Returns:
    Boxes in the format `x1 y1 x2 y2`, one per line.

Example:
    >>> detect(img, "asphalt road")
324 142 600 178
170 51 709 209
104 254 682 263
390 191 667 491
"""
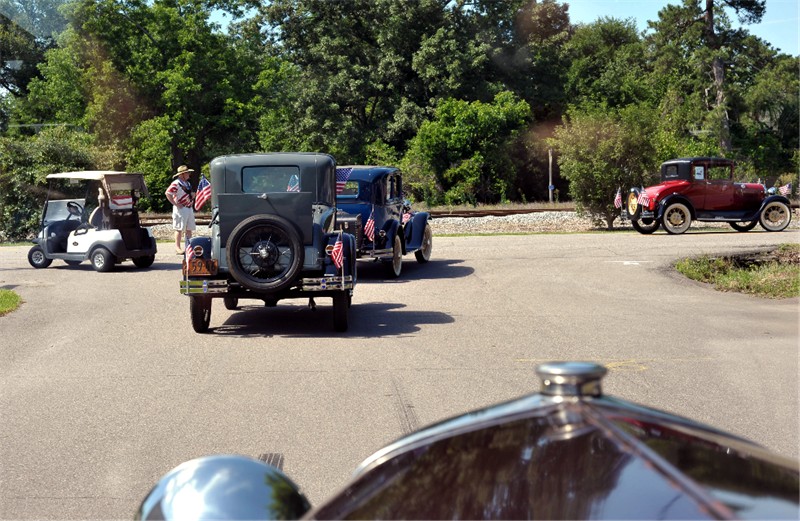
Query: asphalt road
1 229 798 519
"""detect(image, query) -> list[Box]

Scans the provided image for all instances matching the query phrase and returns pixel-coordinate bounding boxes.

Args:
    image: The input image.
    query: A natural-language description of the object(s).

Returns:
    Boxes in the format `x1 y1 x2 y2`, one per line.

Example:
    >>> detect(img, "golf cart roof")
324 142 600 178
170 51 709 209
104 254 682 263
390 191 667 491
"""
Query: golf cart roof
46 171 150 198
46 171 133 180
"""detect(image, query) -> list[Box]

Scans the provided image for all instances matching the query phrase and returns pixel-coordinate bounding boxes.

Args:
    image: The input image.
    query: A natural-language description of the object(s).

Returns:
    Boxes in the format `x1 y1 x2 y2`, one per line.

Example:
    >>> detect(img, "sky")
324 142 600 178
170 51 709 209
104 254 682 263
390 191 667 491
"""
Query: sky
563 0 799 56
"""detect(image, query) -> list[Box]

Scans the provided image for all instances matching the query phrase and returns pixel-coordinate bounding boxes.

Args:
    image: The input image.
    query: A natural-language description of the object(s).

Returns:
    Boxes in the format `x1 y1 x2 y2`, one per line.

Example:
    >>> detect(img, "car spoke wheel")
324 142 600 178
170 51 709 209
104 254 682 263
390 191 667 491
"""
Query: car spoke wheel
133 255 155 268
662 203 692 234
332 291 349 332
27 246 52 269
631 218 660 234
383 234 402 278
190 296 212 333
91 247 116 272
226 215 303 292
729 221 758 232
414 224 433 263
223 297 239 310
759 201 791 232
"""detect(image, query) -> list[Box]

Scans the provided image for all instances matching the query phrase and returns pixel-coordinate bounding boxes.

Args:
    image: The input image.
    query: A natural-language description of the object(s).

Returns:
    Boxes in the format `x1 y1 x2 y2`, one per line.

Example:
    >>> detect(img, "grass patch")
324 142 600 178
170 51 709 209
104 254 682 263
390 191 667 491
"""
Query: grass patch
0 289 22 316
675 243 800 298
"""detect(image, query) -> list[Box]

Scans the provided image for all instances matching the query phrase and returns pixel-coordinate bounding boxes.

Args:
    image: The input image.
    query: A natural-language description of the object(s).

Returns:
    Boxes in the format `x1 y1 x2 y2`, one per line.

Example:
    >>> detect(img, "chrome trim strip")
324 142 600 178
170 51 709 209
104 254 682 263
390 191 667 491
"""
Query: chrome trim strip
180 280 228 294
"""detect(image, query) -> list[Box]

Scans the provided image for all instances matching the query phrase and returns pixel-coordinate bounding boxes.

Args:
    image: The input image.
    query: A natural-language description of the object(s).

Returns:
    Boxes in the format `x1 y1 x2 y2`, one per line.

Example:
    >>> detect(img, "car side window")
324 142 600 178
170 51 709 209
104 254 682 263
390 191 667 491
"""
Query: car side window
707 166 730 181
694 166 705 180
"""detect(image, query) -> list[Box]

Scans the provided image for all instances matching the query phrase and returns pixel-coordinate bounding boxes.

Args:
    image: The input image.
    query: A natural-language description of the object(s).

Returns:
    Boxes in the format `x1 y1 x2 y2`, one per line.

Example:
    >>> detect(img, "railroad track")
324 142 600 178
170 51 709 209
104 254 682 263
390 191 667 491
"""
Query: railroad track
139 207 577 226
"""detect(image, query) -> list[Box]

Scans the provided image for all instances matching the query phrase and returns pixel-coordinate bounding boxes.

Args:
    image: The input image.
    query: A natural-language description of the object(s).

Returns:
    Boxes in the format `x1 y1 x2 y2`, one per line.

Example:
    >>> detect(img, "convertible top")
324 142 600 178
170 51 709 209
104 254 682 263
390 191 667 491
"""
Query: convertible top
46 171 150 198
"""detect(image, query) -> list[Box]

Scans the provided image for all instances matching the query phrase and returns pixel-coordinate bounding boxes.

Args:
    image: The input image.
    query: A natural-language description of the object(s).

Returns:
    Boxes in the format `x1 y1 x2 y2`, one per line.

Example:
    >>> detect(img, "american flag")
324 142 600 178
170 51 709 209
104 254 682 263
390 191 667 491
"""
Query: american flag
110 194 133 209
287 174 300 192
637 190 650 207
185 238 194 261
336 168 352 194
613 188 622 209
779 183 792 196
331 233 344 269
194 175 212 210
364 211 375 241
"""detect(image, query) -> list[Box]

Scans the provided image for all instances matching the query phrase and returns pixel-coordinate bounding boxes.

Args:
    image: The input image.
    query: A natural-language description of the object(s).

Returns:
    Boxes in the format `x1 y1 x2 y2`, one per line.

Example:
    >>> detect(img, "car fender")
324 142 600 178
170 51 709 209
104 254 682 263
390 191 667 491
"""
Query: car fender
188 237 213 259
759 194 792 211
656 194 696 220
325 232 357 281
383 219 402 251
404 212 430 251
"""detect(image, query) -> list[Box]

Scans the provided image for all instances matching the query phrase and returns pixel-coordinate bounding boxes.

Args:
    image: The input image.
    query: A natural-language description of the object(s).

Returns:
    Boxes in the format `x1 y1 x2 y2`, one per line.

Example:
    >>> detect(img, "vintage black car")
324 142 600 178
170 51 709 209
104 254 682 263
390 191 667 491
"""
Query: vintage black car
335 166 432 278
621 157 792 234
138 361 799 520
180 153 357 333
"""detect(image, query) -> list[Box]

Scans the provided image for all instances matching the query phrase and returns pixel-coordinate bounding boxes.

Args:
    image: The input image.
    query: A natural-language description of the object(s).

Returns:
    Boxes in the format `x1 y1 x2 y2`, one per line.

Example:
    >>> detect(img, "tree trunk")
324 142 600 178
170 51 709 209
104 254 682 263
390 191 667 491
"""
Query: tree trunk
704 0 731 152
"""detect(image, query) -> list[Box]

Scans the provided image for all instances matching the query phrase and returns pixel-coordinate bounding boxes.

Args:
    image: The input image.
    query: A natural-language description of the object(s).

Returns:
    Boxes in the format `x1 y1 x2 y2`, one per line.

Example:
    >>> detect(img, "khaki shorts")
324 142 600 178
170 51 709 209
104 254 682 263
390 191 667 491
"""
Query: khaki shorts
172 205 196 231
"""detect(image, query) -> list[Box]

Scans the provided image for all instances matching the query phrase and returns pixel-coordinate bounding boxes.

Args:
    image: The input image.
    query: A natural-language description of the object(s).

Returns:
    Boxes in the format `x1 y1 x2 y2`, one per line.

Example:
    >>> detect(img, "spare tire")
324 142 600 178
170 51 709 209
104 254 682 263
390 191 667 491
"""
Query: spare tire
226 214 304 292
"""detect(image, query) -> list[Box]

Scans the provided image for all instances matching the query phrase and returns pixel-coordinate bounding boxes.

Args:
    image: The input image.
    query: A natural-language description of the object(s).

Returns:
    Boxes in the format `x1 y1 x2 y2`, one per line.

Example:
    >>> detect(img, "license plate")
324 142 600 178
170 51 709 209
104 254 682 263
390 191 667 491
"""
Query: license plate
183 258 218 276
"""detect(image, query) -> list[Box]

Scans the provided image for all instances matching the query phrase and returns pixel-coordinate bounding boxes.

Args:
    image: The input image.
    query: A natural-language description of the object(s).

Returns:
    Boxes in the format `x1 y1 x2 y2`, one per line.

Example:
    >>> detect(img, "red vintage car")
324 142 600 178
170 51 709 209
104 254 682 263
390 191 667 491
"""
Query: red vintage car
622 157 793 234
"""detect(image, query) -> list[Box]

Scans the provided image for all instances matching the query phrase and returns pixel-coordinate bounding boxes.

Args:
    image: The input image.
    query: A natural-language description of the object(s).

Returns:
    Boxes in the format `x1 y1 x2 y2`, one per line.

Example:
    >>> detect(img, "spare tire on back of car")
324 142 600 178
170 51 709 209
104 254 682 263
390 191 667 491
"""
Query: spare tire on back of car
226 214 304 293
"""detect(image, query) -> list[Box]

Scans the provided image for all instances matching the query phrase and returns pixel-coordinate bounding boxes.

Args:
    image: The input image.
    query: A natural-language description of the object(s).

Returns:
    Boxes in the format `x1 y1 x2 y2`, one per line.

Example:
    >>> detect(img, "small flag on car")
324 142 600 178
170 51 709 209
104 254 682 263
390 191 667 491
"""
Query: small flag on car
778 183 792 196
637 190 650 207
364 210 375 241
194 175 212 210
331 232 344 269
336 168 352 194
185 237 194 261
287 174 300 192
613 188 622 209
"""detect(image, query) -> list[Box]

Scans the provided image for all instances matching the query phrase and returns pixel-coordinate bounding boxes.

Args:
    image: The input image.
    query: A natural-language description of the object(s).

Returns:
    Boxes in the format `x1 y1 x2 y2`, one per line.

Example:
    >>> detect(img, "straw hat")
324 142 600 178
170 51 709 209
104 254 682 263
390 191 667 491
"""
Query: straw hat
173 165 194 178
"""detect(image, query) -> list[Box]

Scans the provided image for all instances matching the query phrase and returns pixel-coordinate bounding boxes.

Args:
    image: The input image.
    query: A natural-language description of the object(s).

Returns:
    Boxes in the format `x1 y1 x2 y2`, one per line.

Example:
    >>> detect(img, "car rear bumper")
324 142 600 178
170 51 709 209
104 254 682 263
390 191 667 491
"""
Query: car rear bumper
180 275 355 295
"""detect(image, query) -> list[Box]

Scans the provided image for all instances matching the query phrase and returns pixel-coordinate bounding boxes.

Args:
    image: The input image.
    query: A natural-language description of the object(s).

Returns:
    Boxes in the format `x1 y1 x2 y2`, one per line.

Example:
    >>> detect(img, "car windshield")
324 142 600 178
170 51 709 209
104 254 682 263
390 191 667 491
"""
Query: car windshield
43 199 86 225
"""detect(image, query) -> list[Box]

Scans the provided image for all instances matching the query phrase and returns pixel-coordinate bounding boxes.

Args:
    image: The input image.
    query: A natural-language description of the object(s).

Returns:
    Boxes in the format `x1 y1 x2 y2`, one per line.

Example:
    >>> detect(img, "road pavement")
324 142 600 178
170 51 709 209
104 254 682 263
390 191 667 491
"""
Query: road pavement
1 229 798 518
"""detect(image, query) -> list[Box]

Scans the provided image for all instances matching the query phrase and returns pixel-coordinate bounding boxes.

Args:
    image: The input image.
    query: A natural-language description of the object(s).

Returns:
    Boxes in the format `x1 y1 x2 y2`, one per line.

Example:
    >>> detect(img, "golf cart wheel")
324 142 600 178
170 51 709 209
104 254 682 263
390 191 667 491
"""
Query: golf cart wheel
28 246 52 269
226 215 304 292
631 218 660 234
415 224 432 263
729 221 758 232
332 291 349 332
759 201 791 232
223 297 239 310
133 255 155 268
383 234 403 278
190 296 212 333
662 202 692 235
91 247 116 272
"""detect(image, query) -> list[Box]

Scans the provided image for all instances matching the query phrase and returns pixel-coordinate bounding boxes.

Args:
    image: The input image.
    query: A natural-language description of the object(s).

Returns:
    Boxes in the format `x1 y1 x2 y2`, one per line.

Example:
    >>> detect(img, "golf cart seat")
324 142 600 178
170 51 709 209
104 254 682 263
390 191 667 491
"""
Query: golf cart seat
46 219 82 252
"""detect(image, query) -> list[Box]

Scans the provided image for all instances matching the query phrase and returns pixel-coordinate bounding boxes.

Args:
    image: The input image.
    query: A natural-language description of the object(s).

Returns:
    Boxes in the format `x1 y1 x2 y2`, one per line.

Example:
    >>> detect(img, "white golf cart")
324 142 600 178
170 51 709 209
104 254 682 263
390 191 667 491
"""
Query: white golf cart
27 171 158 272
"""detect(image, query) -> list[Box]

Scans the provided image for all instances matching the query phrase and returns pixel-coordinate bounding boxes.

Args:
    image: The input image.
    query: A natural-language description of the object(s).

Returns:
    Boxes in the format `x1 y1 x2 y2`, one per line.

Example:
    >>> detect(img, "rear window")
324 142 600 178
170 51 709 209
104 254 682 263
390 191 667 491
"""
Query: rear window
242 166 301 193
663 165 679 180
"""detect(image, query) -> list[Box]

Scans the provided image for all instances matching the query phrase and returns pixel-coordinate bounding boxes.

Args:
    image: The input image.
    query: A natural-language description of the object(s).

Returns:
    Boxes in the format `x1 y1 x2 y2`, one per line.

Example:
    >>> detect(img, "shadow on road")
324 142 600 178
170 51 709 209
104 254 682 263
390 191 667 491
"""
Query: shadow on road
356 258 473 283
209 301 454 338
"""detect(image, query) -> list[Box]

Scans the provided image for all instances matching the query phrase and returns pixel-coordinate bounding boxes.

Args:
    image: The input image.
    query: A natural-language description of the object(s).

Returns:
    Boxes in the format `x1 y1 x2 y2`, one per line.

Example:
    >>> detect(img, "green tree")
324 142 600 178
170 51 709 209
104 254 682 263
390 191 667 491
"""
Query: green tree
550 105 659 229
402 91 530 205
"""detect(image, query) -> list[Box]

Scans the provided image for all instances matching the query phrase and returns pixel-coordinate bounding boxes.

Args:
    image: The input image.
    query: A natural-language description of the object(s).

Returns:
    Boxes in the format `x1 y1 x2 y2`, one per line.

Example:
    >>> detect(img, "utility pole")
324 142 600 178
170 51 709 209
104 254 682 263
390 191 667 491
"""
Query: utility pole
548 148 553 203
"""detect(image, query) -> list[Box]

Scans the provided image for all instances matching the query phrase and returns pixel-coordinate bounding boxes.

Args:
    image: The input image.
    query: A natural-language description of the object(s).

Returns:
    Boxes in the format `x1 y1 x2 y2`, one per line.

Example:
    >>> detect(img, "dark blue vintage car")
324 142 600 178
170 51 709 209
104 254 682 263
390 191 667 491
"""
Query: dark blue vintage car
334 166 432 278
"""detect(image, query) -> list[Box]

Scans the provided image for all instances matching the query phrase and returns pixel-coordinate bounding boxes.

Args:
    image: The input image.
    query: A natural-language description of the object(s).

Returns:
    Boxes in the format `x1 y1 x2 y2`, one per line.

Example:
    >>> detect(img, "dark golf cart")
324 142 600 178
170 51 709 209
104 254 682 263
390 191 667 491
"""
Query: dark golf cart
138 361 799 520
27 171 157 272
180 153 357 333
